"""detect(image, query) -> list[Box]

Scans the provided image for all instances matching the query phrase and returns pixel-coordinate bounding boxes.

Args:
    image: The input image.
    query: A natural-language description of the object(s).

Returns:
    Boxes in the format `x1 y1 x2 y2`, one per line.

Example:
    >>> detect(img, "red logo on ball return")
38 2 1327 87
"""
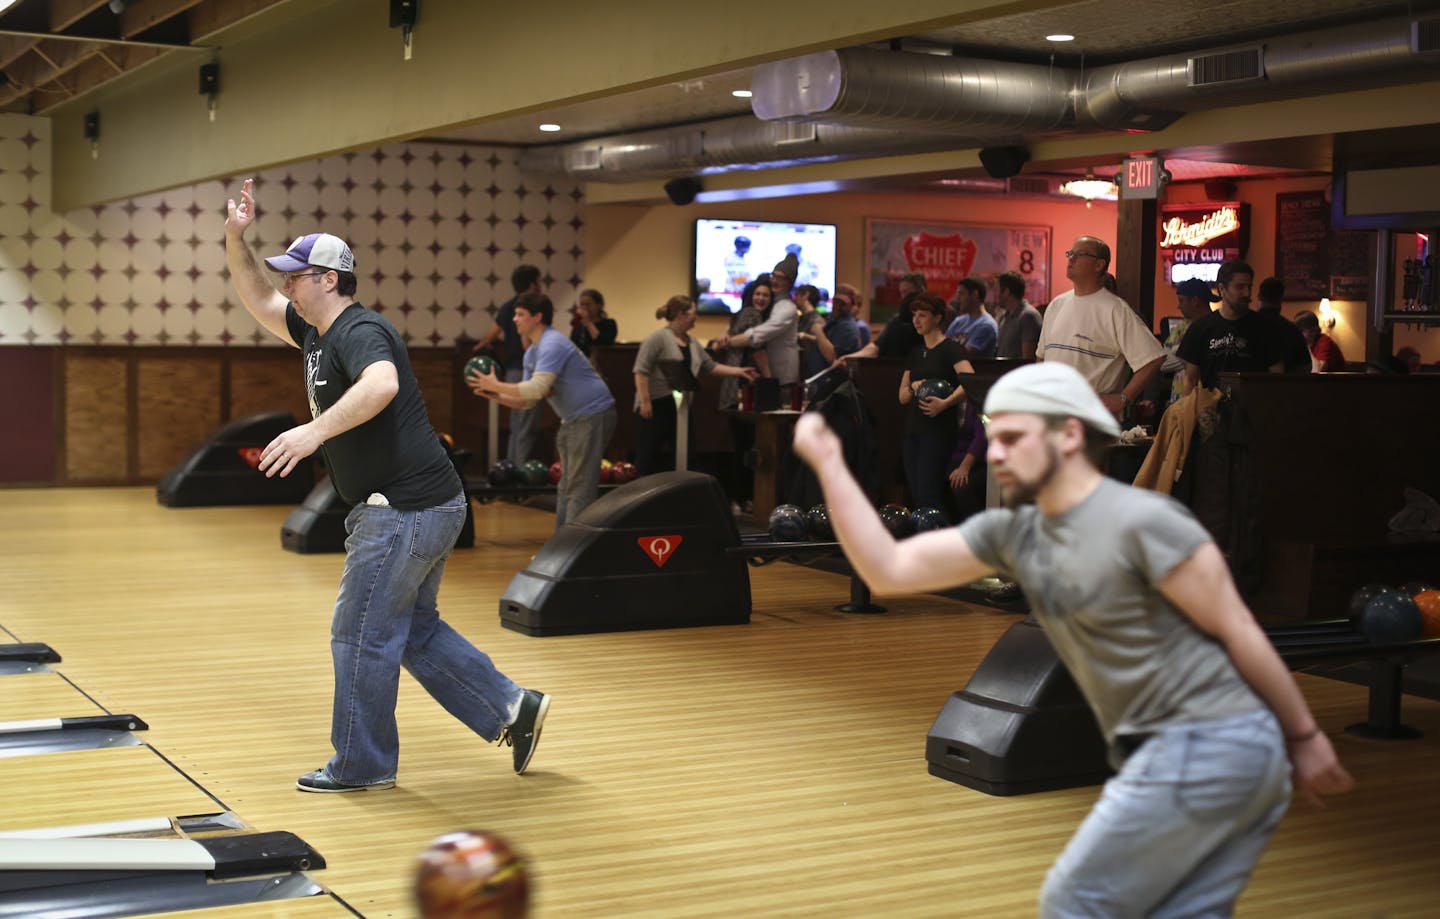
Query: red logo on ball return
639 535 683 568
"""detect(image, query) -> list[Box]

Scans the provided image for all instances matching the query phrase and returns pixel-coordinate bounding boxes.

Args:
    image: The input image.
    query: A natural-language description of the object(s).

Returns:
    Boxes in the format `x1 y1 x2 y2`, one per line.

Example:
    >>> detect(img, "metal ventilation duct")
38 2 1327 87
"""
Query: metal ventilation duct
750 47 1072 134
1081 15 1440 129
520 14 1440 182
517 114 1011 181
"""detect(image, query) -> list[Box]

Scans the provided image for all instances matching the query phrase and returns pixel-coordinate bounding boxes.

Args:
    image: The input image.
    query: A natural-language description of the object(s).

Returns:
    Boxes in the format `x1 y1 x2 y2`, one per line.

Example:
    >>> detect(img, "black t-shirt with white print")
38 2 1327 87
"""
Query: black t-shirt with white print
286 303 458 508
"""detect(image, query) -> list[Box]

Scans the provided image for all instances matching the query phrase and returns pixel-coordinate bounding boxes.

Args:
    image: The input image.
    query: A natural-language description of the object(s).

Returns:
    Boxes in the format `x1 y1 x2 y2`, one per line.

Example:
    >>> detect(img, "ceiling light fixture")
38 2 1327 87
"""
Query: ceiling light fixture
538 123 562 133
732 89 753 98
1059 170 1118 207
1045 33 1075 42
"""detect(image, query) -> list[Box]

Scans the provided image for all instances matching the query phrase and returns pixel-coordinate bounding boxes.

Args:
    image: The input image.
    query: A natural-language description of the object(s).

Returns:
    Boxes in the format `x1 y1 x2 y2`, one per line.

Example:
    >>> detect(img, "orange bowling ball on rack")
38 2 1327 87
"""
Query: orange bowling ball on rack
1414 589 1440 638
414 829 530 919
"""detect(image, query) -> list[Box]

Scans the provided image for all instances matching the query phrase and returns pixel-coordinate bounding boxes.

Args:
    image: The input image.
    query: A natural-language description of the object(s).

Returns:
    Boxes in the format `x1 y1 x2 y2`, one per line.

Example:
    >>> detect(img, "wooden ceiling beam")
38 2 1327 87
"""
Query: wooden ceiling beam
121 0 204 39
188 0 287 42
49 0 110 32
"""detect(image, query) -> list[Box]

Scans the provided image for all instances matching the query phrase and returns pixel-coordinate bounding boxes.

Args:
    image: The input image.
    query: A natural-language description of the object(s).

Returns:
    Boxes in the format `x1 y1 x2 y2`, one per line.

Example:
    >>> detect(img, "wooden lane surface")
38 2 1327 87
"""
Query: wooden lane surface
0 746 222 831
2 487 1439 917
163 899 358 918
0 670 104 722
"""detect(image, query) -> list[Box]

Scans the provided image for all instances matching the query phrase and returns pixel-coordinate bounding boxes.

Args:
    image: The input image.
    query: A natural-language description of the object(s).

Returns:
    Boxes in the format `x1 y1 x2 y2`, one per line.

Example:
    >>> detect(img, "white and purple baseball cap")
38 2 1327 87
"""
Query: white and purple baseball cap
264 233 355 273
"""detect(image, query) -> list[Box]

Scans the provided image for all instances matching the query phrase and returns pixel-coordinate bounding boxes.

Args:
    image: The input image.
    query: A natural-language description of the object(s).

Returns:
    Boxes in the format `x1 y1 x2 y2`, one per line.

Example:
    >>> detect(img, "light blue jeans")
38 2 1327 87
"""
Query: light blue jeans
1041 708 1291 919
326 492 521 785
554 407 616 529
505 366 538 464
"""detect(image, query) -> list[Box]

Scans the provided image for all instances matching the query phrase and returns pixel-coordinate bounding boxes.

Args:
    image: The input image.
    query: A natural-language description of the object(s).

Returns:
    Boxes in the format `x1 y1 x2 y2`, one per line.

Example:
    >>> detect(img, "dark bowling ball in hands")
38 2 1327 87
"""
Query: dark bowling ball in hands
548 461 563 485
911 506 947 532
414 829 530 919
1359 590 1424 644
879 504 913 538
806 504 833 540
464 355 499 382
914 379 954 404
1348 582 1393 621
768 504 809 541
518 459 549 487
487 459 520 487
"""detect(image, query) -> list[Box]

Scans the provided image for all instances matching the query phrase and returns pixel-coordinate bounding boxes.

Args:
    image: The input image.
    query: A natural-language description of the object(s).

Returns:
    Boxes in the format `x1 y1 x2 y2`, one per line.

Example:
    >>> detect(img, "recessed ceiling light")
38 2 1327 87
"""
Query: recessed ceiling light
1046 33 1075 42
539 123 562 133
732 89 753 98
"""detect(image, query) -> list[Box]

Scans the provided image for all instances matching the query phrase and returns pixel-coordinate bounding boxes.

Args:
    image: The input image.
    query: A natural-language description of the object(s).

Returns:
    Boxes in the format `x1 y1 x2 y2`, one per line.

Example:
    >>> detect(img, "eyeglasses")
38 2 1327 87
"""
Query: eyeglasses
281 270 328 285
1065 250 1103 260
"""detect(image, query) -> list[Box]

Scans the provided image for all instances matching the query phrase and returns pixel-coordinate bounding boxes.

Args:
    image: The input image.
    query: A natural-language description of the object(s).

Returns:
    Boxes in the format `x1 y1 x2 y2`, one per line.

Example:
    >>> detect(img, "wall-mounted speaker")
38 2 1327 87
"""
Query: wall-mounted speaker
979 145 1030 180
663 177 702 206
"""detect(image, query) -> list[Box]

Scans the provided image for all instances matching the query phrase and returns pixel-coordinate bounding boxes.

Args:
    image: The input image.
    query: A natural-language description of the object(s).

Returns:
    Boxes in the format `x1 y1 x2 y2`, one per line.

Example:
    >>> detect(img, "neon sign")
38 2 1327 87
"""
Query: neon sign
1160 206 1241 248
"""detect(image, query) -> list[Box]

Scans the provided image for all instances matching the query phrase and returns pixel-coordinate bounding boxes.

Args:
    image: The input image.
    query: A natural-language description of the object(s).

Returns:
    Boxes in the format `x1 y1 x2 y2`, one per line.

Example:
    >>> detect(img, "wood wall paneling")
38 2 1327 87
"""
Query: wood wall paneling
0 346 58 483
64 354 131 482
227 349 311 425
136 357 223 480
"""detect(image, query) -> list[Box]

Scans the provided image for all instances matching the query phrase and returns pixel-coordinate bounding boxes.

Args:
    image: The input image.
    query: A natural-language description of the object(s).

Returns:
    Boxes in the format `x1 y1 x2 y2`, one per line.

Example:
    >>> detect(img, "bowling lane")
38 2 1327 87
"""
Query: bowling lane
0 671 101 723
0 746 222 832
138 896 356 918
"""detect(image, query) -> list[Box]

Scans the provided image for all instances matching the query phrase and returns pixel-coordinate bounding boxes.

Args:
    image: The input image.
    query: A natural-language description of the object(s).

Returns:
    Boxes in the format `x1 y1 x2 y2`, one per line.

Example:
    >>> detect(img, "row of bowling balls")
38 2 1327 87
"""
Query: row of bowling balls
487 458 639 487
1347 581 1440 644
767 503 948 542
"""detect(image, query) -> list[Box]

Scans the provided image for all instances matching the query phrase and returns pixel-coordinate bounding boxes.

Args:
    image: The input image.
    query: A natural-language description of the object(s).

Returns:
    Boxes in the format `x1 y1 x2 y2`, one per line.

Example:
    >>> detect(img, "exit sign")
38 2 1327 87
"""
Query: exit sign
1120 155 1168 200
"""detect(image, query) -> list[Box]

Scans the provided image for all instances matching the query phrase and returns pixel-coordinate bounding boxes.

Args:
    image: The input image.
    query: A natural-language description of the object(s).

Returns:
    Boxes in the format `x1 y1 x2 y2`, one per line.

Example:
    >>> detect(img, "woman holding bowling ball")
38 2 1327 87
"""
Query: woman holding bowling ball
898 292 973 520
632 296 759 475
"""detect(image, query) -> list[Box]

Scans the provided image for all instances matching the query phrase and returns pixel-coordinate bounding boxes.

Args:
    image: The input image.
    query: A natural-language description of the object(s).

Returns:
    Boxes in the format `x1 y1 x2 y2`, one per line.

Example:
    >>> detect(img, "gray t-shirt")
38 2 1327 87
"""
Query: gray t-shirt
633 328 716 405
959 477 1263 752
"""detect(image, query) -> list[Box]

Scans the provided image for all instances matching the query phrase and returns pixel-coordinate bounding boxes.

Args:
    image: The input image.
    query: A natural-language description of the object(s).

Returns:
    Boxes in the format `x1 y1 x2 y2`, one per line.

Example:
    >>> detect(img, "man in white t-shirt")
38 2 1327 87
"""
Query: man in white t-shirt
1038 236 1164 420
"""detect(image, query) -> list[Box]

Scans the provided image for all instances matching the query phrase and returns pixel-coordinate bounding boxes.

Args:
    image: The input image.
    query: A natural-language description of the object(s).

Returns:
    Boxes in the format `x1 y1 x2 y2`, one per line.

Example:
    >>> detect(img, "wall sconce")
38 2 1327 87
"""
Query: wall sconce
83 111 100 159
1059 169 1119 208
390 0 418 60
1318 297 1337 331
199 62 219 121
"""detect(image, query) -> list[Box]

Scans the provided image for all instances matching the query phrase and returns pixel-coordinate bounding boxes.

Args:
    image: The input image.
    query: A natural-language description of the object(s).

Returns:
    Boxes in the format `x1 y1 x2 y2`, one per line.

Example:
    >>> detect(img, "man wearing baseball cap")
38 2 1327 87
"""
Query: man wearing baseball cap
791 361 1352 917
224 178 550 792
1160 278 1220 403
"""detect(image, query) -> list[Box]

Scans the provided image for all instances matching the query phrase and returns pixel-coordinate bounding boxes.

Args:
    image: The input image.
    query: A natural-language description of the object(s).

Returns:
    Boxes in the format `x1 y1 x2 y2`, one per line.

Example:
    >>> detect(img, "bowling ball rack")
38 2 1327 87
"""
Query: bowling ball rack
729 534 883 614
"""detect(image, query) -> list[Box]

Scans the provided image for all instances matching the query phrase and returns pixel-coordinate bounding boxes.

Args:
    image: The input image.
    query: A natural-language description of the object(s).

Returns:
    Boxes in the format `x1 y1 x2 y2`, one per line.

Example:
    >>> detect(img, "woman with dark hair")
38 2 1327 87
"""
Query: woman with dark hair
633 296 758 475
899 292 973 520
717 277 773 407
570 288 617 357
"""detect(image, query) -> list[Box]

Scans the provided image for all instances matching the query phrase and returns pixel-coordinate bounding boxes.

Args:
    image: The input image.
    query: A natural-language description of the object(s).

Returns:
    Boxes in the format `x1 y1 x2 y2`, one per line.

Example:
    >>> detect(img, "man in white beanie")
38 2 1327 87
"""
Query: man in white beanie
791 361 1352 918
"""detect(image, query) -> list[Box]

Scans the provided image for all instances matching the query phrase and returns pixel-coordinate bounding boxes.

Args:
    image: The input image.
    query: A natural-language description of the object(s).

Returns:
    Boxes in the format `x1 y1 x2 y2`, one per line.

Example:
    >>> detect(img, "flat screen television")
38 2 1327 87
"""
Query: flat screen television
692 218 837 315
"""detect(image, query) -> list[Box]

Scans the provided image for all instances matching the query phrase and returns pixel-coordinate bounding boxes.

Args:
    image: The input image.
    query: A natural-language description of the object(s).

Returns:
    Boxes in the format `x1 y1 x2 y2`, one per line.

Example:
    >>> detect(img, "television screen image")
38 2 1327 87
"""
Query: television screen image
693 219 837 315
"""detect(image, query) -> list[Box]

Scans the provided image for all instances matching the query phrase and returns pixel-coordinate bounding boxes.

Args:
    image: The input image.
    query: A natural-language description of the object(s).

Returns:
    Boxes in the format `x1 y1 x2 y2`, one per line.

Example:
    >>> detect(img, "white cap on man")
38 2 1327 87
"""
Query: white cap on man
265 233 355 273
984 362 1121 438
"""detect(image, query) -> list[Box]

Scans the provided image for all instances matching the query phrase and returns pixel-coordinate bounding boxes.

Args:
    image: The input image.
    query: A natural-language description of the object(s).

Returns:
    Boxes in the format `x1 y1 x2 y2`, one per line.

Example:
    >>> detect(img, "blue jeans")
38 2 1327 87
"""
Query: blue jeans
554 407 616 529
1041 709 1291 919
327 492 521 785
505 366 538 464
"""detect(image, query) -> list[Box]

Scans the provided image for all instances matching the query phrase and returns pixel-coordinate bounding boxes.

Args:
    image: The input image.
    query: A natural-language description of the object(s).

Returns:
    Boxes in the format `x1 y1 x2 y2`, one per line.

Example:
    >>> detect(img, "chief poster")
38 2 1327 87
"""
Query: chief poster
866 219 1050 320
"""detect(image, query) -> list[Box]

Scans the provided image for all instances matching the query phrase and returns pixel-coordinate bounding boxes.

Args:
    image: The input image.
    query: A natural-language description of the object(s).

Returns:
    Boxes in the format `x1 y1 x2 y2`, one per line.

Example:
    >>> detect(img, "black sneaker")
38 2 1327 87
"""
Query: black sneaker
295 769 395 793
500 689 550 775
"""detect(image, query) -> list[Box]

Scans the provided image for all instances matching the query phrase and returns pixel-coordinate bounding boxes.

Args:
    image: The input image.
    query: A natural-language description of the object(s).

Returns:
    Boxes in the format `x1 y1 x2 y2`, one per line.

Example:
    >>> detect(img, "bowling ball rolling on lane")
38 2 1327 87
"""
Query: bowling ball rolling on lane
414 829 529 919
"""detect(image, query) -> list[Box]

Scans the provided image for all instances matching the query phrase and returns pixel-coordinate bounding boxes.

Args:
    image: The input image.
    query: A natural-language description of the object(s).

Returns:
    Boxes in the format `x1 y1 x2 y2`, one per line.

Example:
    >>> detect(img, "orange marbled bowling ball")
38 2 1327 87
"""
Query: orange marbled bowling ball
414 830 530 919
1414 590 1440 638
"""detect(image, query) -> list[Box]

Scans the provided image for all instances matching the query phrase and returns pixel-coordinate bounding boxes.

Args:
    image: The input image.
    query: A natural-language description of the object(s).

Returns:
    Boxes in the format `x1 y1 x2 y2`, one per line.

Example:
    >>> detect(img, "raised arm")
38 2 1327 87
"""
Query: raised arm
224 178 293 346
792 412 994 595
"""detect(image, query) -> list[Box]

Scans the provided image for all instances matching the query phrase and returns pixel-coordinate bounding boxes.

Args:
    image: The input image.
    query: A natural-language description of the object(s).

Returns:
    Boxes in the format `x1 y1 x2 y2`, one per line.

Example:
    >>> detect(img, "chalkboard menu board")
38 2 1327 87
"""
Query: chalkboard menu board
1275 190 1373 300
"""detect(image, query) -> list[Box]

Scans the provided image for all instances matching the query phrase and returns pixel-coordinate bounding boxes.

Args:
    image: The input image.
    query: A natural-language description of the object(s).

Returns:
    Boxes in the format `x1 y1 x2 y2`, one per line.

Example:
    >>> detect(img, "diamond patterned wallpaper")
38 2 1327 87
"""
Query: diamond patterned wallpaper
0 113 585 347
